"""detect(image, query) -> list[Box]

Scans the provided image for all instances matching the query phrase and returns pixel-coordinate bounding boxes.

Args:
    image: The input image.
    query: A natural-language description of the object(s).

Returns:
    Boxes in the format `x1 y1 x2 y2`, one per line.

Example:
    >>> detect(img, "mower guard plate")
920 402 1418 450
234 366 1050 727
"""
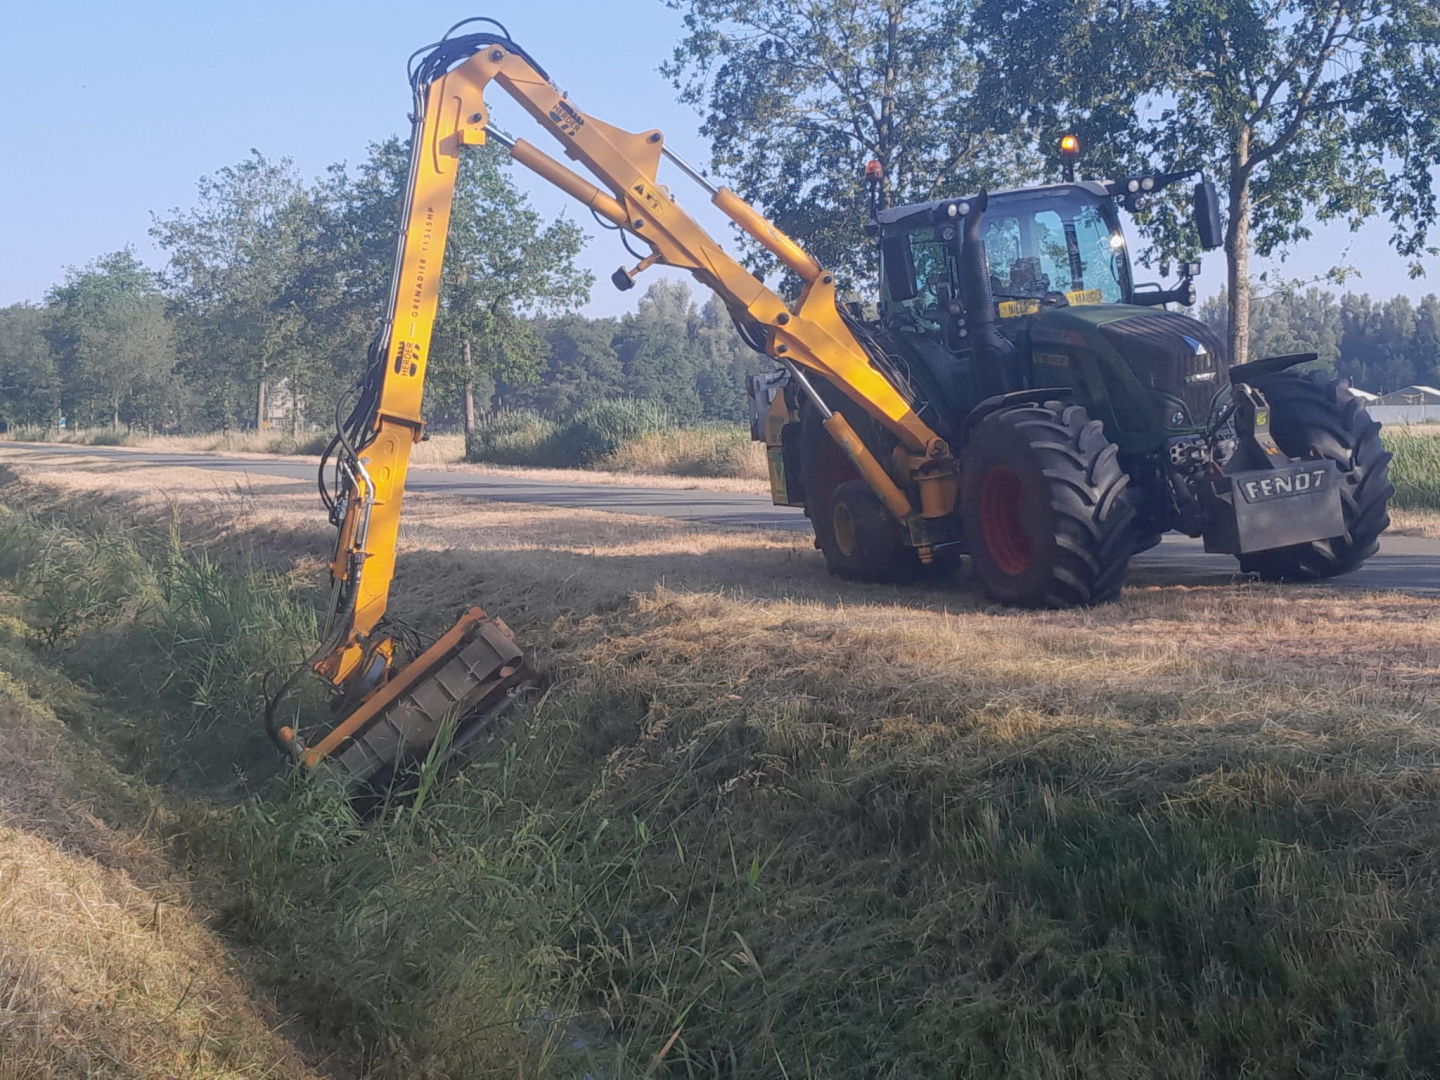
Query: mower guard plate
301 608 532 787
1199 459 1344 555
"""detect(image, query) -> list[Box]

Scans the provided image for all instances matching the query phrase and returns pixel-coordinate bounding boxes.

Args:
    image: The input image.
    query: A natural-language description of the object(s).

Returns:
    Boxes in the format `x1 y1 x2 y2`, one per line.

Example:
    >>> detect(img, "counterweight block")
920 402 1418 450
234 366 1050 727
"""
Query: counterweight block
302 608 534 787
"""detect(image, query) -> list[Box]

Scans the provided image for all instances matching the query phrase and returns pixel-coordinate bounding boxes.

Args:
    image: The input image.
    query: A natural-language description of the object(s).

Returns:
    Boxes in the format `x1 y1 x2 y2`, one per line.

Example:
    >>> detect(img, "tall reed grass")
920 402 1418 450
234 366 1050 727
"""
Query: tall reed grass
1385 425 1440 509
465 400 765 479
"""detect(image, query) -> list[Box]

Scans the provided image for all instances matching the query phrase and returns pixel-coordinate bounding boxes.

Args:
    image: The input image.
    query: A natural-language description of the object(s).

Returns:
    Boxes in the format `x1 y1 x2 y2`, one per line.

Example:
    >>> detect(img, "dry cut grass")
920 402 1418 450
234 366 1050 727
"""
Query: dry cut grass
0 696 322 1080
2 453 1439 1076
0 436 771 495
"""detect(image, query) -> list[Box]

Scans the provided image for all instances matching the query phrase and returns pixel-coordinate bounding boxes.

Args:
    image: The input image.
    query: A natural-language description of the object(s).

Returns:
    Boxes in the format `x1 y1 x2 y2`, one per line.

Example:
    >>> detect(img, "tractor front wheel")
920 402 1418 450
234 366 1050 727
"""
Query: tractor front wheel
1235 371 1392 581
959 401 1135 607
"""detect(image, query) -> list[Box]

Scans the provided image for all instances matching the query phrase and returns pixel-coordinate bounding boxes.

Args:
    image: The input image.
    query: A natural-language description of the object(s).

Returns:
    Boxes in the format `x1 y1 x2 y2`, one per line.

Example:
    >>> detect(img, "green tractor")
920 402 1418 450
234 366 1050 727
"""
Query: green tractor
750 161 1393 607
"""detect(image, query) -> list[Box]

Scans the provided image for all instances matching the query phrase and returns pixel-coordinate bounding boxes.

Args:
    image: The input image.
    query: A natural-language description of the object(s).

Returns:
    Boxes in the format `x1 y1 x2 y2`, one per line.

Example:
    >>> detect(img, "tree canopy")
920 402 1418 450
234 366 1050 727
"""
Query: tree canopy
971 0 1440 364
663 0 1028 287
1200 286 1440 392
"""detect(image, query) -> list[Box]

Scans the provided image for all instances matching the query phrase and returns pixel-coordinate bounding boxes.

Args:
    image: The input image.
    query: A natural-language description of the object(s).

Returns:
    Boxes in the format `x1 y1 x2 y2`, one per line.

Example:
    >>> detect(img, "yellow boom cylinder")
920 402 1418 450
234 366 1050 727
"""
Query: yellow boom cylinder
713 187 824 283
822 412 915 523
509 139 629 228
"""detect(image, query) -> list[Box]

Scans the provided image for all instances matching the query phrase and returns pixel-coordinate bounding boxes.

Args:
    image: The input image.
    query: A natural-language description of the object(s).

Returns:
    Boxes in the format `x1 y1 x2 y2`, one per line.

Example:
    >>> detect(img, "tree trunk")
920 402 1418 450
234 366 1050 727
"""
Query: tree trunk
290 381 300 438
878 1 900 209
255 378 268 431
112 393 120 431
463 338 477 435
1225 128 1253 368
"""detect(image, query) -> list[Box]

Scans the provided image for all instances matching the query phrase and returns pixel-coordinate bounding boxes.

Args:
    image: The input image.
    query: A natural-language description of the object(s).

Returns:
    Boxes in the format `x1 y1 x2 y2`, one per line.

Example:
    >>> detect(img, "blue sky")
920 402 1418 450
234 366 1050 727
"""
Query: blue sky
1 0 1434 318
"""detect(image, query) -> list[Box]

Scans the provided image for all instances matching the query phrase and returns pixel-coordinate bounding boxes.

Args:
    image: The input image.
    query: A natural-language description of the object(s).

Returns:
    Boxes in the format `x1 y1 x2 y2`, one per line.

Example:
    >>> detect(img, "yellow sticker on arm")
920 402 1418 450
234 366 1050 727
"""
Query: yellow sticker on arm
998 298 1040 318
1066 289 1104 306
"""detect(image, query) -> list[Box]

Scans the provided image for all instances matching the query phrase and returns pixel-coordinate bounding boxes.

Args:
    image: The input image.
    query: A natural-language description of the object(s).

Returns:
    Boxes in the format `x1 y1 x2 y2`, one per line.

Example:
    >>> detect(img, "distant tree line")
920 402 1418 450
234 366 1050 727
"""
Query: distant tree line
0 141 765 435
1199 288 1440 393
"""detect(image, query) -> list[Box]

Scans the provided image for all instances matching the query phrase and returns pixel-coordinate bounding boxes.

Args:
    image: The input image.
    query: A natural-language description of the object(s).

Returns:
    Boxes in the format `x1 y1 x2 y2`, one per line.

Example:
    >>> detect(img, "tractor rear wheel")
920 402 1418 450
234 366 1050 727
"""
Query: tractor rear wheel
1235 372 1392 581
801 398 919 582
959 401 1135 607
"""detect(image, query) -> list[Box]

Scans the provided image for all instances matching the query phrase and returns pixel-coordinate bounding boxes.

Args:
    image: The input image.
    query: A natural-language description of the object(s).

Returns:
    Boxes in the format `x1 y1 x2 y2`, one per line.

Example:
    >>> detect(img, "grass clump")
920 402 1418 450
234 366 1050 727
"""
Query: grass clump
466 400 762 478
1385 425 1440 509
464 408 563 467
262 431 332 456
550 398 676 465
0 495 318 790
605 424 767 479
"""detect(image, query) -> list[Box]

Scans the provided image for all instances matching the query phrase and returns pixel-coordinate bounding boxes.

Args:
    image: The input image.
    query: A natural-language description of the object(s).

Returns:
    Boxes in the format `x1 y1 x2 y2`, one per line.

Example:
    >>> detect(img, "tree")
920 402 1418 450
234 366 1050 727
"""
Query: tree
328 138 591 433
972 0 1440 366
515 314 625 419
45 250 180 430
663 0 1025 287
1200 285 1440 391
151 152 312 429
694 295 769 421
0 305 58 427
1201 285 1346 370
614 281 707 420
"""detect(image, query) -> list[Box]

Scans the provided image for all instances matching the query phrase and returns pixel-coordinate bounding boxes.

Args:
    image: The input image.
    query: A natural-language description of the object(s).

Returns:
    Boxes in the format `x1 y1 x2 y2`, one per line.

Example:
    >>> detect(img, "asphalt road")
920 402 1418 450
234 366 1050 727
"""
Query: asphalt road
4 441 1437 597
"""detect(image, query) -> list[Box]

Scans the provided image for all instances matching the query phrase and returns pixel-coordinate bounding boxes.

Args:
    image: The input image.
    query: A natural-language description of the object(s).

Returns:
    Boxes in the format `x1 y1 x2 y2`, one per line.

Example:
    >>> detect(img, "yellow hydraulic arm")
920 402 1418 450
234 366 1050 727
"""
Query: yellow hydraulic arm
269 19 957 782
448 28 960 528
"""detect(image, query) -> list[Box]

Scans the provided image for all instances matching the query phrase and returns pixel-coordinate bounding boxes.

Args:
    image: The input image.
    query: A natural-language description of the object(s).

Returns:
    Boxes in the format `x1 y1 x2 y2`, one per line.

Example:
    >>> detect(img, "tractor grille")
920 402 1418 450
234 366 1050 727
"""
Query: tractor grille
1099 314 1228 422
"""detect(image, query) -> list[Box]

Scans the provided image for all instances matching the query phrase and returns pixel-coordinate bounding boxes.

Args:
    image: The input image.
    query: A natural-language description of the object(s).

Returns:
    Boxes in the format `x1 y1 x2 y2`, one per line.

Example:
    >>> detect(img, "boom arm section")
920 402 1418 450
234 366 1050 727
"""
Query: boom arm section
268 46 532 773
431 28 958 528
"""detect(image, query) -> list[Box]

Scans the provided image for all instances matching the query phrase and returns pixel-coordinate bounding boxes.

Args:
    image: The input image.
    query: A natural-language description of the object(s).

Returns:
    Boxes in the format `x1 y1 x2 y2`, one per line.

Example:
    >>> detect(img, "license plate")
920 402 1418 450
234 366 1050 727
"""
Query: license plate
1237 467 1330 503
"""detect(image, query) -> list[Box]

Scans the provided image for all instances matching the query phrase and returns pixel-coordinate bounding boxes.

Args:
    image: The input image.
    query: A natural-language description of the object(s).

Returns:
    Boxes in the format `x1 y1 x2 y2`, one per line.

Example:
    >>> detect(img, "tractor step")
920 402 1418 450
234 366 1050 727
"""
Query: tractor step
301 608 534 787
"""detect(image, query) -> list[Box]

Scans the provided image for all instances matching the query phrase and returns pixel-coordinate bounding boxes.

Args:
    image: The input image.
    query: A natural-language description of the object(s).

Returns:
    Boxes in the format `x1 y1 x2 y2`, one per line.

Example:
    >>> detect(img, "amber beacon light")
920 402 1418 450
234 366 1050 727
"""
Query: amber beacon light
1059 133 1081 180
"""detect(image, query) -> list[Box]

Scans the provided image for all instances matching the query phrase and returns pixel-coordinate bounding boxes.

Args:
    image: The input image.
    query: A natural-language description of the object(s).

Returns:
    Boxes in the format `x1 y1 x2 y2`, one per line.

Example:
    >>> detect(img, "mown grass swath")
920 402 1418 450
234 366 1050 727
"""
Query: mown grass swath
2 472 1440 1076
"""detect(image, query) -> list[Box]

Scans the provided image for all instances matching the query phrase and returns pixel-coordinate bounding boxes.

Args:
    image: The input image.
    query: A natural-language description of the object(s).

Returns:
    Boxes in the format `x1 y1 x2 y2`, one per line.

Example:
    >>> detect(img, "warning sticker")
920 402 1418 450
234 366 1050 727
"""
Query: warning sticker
631 179 670 217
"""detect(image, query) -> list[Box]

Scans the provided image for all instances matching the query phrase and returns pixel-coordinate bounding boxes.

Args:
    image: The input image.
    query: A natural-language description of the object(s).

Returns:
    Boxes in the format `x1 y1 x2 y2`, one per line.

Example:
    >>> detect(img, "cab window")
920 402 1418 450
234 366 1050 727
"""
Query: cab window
979 195 1129 304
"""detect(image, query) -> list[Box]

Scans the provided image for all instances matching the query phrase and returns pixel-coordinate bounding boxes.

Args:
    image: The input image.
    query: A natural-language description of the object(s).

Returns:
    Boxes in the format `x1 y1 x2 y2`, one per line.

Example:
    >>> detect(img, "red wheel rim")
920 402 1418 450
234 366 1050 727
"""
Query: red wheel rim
980 465 1033 575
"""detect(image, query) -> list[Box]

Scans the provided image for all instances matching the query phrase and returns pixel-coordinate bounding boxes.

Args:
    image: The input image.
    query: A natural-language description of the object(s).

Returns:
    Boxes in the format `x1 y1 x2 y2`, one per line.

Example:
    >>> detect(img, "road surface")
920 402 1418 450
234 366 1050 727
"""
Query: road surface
3 442 1437 596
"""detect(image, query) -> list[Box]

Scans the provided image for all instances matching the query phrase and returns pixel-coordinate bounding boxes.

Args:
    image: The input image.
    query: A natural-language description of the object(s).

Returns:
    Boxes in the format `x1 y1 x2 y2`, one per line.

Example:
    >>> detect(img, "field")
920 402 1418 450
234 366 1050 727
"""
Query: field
0 447 1437 1077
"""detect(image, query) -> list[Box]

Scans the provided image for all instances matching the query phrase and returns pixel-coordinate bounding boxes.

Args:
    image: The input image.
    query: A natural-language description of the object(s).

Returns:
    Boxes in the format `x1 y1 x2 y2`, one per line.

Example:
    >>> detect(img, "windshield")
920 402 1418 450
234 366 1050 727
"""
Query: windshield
979 192 1130 305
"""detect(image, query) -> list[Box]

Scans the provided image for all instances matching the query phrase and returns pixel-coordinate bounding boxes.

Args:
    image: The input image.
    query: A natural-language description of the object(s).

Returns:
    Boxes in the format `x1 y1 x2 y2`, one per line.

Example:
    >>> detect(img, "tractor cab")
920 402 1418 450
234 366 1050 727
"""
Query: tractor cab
870 169 1226 453
877 181 1135 327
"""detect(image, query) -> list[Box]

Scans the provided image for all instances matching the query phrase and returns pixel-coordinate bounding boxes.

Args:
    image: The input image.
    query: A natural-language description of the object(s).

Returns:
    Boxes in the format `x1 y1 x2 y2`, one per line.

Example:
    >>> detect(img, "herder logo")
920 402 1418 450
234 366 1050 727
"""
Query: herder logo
548 99 585 137
394 341 420 377
1239 468 1328 503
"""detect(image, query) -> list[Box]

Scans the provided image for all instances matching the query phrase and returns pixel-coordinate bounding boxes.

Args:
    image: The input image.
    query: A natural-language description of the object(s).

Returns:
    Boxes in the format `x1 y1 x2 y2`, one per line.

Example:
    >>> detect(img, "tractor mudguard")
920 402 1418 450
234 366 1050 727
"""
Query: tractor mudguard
1228 352 1317 384
958 388 1074 450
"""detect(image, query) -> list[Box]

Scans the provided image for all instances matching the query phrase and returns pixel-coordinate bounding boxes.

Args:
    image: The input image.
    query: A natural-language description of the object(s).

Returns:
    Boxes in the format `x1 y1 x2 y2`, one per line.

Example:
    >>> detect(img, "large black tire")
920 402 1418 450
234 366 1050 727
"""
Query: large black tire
800 398 920 582
1235 372 1393 581
959 401 1135 607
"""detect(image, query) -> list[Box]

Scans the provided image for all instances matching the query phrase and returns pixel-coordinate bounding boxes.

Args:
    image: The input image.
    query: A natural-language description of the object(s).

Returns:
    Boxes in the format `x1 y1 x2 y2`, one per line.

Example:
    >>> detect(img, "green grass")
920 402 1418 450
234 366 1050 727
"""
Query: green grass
2 425 333 457
4 472 1440 1076
463 408 563 467
464 401 765 478
1385 426 1440 510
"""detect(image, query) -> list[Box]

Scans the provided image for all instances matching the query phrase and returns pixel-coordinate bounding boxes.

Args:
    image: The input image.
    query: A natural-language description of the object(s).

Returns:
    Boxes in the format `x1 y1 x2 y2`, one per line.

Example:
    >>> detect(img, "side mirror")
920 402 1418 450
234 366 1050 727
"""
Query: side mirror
1193 182 1223 251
